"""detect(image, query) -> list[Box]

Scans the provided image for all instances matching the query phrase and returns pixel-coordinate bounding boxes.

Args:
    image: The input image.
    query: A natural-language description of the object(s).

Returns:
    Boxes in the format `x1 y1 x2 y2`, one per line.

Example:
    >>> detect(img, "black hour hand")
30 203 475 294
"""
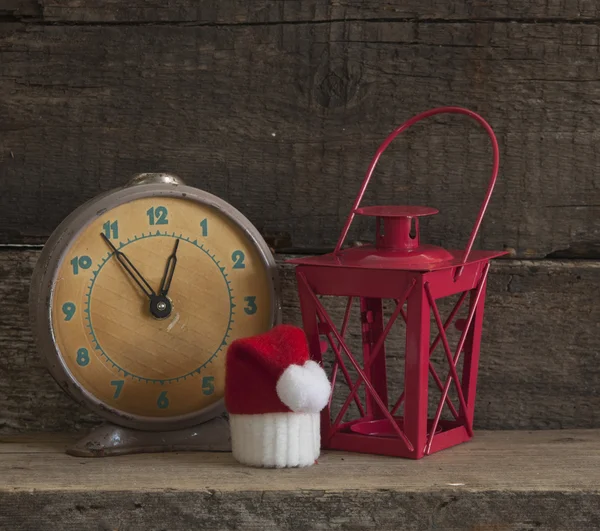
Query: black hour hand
159 238 179 296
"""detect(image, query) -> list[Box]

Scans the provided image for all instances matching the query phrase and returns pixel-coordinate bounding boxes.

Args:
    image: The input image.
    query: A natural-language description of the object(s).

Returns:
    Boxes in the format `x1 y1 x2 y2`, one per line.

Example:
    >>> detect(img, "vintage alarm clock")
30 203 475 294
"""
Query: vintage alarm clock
29 173 281 456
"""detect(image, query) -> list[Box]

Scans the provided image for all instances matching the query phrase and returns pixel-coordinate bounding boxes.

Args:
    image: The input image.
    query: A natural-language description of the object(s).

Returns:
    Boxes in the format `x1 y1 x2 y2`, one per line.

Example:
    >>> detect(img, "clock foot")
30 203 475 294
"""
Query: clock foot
65 415 232 457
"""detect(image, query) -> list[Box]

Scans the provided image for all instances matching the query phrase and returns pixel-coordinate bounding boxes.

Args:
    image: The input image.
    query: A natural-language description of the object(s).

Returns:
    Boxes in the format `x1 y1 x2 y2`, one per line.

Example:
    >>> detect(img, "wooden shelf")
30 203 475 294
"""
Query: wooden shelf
2 429 600 529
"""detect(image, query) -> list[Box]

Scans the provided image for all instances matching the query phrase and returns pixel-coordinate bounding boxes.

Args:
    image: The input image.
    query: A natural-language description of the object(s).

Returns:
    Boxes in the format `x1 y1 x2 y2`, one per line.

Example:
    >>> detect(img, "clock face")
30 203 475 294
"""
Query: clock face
49 195 274 422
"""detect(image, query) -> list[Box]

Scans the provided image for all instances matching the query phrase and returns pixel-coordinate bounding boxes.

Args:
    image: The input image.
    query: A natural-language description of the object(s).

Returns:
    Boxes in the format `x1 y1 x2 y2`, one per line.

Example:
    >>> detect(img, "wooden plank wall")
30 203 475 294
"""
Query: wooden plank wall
2 252 599 433
1 1 599 433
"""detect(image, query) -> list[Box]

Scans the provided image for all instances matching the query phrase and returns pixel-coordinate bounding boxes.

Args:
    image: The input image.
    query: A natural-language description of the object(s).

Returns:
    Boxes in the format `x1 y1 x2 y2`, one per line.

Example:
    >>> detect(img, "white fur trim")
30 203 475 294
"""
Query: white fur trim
230 412 320 468
275 360 331 414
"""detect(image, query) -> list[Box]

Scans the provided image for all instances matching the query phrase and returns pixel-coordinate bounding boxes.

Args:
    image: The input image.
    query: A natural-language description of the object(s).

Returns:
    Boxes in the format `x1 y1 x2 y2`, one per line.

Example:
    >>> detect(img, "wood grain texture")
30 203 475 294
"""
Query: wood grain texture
4 491 599 531
1 430 600 530
1 250 599 434
6 1 600 23
1 429 599 490
1 11 600 257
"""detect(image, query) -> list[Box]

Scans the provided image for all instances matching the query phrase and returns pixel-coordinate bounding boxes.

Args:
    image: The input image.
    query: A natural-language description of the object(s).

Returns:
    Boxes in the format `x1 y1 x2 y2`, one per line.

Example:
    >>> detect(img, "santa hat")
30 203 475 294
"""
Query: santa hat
225 324 331 468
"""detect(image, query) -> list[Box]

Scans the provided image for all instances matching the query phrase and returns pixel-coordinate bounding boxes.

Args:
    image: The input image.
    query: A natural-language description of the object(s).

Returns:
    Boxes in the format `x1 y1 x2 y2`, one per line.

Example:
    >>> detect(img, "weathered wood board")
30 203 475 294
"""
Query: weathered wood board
1 430 600 530
1 250 598 434
6 0 600 23
1 3 600 257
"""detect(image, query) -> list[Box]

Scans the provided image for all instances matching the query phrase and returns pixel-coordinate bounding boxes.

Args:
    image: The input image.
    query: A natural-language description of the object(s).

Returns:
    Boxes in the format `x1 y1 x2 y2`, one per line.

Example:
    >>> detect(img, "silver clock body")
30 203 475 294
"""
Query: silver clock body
29 173 281 431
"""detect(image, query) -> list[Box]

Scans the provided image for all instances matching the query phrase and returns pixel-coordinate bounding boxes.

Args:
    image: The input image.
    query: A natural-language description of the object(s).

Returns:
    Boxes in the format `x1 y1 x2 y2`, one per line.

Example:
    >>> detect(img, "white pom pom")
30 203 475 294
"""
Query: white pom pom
276 360 331 413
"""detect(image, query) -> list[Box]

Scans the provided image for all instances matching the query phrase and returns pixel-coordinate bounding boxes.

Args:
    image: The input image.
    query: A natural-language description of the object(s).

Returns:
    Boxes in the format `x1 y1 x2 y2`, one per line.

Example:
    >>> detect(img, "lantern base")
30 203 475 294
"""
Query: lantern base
325 419 472 459
349 416 443 438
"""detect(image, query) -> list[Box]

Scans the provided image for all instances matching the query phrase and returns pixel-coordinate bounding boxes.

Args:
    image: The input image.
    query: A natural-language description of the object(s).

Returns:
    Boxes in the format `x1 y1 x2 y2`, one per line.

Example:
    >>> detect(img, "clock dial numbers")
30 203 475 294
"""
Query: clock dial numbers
231 250 245 269
102 220 119 239
111 380 124 399
202 376 215 396
76 348 90 367
50 195 273 420
62 302 76 321
146 206 169 226
244 296 258 315
157 391 169 409
200 218 208 237
70 255 92 275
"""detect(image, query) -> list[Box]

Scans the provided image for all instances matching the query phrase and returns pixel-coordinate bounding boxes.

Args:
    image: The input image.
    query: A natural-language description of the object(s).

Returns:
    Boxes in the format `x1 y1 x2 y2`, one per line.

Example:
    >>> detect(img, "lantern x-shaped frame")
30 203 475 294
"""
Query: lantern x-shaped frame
295 259 491 459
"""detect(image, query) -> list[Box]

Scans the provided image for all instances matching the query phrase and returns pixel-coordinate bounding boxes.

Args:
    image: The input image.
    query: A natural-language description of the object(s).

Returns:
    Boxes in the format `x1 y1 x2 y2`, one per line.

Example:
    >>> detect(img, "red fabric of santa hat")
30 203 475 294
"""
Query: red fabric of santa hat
225 324 331 468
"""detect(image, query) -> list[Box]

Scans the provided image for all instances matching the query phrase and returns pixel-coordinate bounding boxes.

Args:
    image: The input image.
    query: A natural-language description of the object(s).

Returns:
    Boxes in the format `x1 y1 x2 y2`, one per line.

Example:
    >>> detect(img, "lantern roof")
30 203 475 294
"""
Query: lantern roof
288 201 507 272
286 247 507 272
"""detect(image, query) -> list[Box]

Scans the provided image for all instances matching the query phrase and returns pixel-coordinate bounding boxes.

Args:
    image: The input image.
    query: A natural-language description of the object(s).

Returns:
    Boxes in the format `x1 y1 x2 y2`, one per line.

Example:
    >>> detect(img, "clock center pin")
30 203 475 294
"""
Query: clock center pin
150 294 172 319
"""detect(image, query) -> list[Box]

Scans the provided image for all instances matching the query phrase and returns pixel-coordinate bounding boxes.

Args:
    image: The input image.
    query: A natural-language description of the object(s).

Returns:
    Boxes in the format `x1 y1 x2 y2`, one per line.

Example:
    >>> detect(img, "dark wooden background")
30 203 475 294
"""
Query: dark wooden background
1 1 599 434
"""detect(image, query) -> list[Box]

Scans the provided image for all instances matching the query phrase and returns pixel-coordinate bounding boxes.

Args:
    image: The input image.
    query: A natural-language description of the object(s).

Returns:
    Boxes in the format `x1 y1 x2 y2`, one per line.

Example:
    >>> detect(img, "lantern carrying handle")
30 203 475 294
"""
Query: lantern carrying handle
333 106 500 269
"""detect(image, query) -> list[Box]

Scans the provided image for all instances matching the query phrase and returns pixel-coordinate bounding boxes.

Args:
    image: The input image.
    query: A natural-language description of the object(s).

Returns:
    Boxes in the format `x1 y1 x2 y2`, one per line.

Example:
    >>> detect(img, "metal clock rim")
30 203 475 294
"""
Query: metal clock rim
29 175 282 432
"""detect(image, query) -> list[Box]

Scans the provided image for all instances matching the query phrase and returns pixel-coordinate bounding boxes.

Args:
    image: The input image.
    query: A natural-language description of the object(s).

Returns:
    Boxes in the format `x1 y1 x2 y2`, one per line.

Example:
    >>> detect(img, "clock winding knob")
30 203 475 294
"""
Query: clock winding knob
127 173 185 187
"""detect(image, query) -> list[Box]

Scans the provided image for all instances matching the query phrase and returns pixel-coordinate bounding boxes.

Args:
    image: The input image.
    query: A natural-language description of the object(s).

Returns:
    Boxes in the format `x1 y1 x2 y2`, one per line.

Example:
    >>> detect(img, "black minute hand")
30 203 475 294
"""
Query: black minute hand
159 238 179 296
100 233 156 300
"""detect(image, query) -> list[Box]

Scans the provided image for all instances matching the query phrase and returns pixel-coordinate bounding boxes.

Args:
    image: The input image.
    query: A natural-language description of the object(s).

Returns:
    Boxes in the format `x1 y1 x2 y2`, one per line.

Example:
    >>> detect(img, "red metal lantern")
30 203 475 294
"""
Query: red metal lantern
287 107 508 459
